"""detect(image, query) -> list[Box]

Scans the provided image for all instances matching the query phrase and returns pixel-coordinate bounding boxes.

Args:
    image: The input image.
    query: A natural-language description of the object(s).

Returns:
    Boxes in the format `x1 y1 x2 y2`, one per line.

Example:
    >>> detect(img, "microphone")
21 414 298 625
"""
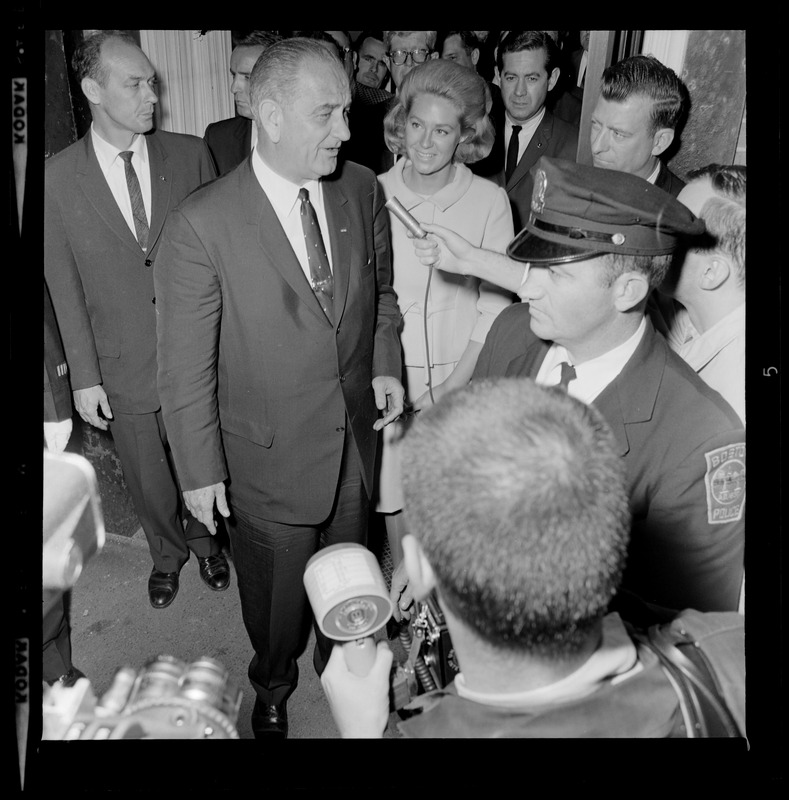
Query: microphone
385 196 428 239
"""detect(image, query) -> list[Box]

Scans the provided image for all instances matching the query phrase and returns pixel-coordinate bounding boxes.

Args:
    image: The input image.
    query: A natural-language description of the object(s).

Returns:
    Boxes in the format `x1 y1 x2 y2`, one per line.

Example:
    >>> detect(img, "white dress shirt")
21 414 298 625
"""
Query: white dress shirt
251 148 334 281
91 126 152 238
535 317 647 404
454 613 640 709
504 107 546 172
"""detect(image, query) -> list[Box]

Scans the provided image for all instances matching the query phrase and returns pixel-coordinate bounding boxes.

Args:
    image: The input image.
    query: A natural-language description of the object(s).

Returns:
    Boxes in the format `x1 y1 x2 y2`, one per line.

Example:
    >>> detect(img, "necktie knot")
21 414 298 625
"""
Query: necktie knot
119 150 133 163
558 361 577 391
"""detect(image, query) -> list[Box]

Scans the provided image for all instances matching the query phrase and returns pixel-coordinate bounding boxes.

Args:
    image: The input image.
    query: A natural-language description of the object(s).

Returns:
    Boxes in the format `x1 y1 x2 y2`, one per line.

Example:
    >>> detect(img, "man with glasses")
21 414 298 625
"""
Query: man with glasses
383 31 438 90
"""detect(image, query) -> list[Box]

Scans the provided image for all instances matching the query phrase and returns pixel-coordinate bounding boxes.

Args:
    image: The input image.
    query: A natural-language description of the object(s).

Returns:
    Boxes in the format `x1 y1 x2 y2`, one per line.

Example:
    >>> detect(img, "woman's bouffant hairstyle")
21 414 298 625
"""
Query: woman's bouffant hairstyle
383 59 494 165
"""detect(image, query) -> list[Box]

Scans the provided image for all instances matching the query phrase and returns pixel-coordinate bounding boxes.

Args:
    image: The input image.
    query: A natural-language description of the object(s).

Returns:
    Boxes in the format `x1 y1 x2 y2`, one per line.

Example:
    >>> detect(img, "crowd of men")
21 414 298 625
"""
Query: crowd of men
43 30 746 740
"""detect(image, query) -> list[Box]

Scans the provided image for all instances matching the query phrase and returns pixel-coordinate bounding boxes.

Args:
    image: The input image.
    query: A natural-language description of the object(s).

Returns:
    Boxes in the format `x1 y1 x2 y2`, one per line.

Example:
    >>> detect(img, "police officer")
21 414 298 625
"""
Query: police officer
403 156 745 614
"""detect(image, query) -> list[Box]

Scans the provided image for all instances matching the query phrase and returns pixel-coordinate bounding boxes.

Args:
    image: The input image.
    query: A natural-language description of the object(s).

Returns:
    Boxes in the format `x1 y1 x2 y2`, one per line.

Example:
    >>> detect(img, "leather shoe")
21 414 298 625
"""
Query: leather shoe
251 699 288 739
148 568 180 609
197 553 231 591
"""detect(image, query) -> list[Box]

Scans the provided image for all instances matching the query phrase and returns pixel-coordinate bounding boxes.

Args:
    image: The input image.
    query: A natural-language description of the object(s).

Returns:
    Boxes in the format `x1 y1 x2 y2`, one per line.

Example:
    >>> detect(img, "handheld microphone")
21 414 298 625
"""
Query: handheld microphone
385 196 428 239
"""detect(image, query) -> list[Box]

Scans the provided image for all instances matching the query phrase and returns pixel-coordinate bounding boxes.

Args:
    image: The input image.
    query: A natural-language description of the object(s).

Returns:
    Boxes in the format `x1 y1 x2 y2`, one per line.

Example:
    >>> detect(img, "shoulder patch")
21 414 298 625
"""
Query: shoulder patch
704 442 745 524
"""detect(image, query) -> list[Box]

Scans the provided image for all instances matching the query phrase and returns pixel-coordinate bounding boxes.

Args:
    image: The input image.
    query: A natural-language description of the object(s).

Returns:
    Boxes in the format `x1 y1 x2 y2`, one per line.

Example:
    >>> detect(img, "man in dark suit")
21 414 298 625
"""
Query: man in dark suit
43 280 85 688
44 31 228 611
406 157 745 616
154 37 404 739
203 31 280 175
590 54 689 196
480 31 579 229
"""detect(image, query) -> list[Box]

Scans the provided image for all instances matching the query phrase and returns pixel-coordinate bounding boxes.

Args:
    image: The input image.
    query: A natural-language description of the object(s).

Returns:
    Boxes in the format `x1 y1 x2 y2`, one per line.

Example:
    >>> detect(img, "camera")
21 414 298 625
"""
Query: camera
390 592 460 710
43 654 242 740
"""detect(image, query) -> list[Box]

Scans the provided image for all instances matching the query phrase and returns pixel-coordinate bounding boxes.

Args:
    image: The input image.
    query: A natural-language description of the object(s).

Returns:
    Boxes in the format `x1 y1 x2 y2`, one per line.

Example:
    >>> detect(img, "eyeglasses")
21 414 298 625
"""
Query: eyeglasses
387 48 431 66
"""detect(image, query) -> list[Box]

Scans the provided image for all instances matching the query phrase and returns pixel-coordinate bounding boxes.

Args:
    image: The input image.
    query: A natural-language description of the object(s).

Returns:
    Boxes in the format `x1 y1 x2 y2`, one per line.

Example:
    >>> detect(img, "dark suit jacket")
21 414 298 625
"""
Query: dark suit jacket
155 157 402 524
655 161 686 197
44 280 71 423
473 306 745 613
44 130 216 415
204 116 252 176
485 107 579 230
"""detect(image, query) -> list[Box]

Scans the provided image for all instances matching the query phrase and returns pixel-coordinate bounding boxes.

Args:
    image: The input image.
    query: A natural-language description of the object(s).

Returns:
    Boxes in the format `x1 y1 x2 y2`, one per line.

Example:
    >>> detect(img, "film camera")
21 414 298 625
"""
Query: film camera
40 450 242 740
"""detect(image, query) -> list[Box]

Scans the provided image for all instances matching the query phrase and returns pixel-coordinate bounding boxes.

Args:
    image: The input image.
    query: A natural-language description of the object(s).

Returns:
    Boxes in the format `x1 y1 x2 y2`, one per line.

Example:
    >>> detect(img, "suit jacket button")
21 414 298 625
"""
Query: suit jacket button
145 259 152 267
152 297 156 304
339 375 346 382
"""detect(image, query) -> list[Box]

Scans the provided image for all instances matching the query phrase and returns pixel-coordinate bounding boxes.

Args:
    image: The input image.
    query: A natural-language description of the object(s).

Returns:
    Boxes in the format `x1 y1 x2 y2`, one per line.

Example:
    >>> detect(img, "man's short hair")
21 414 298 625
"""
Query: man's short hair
600 54 689 134
233 31 281 50
249 37 344 112
383 59 494 164
290 30 345 61
72 30 138 85
401 378 631 659
686 164 746 287
599 252 674 290
384 31 438 51
497 30 560 76
354 30 385 52
441 31 481 54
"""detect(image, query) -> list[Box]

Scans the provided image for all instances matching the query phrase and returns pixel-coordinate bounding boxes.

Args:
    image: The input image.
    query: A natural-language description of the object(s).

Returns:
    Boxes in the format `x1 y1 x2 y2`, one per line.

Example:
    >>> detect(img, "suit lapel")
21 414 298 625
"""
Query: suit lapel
507 113 551 191
323 178 350 326
241 161 332 325
75 135 143 255
146 133 173 253
593 320 665 457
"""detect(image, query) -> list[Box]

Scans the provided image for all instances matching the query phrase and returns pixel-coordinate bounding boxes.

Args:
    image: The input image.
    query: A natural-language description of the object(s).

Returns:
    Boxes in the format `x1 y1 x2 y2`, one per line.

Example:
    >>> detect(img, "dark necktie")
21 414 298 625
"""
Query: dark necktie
119 151 149 252
505 125 522 183
558 361 577 391
298 188 334 323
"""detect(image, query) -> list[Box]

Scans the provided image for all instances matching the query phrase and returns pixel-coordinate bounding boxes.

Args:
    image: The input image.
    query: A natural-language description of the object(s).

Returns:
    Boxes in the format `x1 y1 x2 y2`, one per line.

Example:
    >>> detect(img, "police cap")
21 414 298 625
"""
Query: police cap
507 157 706 264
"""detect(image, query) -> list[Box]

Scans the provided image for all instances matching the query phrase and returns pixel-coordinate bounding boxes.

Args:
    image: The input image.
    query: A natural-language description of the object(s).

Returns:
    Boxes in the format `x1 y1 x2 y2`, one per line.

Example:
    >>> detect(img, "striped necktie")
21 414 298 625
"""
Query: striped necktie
119 151 149 252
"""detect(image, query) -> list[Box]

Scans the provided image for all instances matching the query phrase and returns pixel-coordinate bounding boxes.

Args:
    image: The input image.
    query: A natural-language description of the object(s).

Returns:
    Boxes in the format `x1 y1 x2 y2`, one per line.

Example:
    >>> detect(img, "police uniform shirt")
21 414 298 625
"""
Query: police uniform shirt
535 316 647 404
91 124 152 239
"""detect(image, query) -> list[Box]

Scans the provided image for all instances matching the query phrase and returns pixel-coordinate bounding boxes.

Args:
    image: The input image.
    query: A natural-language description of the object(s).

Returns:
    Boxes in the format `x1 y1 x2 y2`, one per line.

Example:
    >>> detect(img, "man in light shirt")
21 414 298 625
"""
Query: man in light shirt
320 378 745 738
590 54 689 196
154 37 403 739
406 156 745 615
44 31 225 612
487 31 579 227
653 164 746 423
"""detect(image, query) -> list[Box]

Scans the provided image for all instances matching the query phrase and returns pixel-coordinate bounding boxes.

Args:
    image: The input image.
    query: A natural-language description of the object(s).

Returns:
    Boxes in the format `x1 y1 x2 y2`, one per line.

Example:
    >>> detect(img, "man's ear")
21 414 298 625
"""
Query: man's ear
613 271 651 311
651 127 675 157
547 66 561 92
471 48 480 67
402 533 437 600
257 99 281 143
81 77 101 105
700 255 731 291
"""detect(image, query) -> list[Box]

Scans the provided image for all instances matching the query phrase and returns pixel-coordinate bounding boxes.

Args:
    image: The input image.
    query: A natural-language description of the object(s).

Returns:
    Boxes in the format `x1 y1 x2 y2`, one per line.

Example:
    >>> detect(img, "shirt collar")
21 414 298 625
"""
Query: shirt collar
454 613 640 709
645 160 661 185
505 106 545 140
252 146 322 217
91 124 148 169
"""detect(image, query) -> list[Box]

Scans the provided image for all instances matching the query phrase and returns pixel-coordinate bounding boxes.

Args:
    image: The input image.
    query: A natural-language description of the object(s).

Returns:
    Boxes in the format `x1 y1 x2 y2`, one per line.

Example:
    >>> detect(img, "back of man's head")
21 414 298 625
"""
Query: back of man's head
400 378 631 659
600 54 689 134
497 30 560 75
233 30 281 50
685 164 746 288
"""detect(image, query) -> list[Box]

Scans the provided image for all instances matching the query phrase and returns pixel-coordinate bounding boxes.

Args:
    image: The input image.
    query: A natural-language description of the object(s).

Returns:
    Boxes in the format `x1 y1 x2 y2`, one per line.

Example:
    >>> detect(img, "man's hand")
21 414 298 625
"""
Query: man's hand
389 558 415 621
320 640 393 738
372 375 405 431
73 385 113 430
412 222 476 274
183 483 230 535
43 419 73 454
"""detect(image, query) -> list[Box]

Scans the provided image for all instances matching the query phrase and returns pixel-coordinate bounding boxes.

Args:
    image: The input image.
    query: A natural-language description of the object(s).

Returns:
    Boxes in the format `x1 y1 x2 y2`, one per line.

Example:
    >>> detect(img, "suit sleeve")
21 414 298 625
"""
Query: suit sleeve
630 428 745 612
43 280 72 422
198 130 219 182
44 172 102 392
370 175 402 379
155 208 227 491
